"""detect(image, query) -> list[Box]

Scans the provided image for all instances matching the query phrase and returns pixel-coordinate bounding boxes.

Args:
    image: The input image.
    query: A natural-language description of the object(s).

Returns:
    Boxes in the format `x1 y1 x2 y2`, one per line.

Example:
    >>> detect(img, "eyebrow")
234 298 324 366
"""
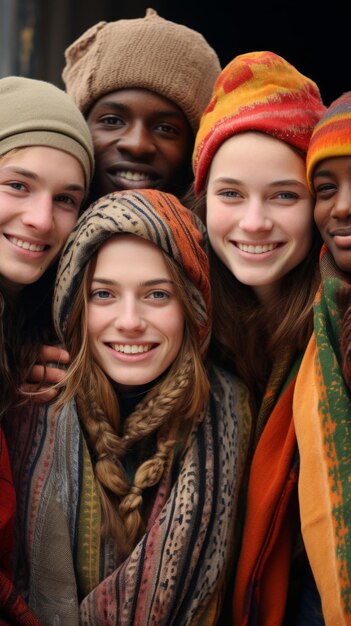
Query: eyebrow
211 176 304 186
95 101 184 119
313 169 333 179
91 277 174 287
1 166 85 192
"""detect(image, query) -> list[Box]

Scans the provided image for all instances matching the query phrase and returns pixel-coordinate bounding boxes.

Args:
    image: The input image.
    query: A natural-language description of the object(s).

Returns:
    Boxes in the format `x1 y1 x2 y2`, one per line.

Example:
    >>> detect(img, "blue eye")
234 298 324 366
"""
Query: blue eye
148 290 169 300
91 290 111 300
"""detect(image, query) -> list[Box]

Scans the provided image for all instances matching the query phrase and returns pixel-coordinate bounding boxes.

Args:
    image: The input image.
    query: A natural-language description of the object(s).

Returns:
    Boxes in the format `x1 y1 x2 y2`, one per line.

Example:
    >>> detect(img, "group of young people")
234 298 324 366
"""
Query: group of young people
0 7 350 626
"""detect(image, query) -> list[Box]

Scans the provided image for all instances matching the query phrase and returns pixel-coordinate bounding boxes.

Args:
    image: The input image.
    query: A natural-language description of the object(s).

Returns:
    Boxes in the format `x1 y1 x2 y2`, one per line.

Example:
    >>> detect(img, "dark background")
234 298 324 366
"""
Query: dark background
10 0 351 108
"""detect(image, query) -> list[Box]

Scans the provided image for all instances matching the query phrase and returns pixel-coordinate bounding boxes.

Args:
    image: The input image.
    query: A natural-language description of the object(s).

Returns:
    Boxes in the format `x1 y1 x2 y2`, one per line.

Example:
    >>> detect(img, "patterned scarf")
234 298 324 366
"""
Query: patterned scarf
294 244 351 626
4 365 251 626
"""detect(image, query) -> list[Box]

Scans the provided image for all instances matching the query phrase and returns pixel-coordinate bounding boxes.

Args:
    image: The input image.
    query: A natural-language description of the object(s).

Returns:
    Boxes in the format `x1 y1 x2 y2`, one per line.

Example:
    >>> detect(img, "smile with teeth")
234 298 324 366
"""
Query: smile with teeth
111 343 154 354
118 171 152 181
236 242 279 254
7 236 46 252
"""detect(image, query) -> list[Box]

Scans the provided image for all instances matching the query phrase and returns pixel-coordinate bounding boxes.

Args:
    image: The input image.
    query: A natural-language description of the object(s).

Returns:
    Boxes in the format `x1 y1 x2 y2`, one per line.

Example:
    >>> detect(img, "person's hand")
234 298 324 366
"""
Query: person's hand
21 344 70 403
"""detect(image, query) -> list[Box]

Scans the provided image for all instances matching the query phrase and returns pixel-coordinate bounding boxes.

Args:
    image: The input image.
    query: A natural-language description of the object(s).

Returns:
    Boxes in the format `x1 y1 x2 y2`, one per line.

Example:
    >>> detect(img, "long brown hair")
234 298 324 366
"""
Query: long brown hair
53 249 209 558
192 188 322 418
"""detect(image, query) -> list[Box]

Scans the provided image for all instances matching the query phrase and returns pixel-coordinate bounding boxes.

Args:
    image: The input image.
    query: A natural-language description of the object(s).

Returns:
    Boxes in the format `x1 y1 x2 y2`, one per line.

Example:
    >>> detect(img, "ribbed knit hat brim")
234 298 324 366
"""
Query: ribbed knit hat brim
306 91 351 193
0 76 94 186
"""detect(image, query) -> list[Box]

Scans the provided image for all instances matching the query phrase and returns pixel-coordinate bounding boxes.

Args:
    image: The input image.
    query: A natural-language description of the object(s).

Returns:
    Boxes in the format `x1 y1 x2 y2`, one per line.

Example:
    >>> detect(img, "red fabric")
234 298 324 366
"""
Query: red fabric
0 428 15 579
233 377 299 626
0 428 42 626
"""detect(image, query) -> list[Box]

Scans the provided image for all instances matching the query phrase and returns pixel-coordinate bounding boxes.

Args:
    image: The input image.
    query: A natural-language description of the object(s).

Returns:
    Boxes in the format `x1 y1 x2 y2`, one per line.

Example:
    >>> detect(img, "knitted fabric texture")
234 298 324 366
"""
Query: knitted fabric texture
62 8 221 132
0 76 94 186
307 91 351 193
53 189 211 354
193 50 326 194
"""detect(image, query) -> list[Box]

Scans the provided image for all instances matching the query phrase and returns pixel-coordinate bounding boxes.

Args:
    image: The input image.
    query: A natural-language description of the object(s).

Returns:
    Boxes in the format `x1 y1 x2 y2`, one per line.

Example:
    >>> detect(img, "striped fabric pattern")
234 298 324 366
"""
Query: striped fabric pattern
4 365 252 626
307 91 351 192
193 50 326 194
294 245 351 626
54 189 211 354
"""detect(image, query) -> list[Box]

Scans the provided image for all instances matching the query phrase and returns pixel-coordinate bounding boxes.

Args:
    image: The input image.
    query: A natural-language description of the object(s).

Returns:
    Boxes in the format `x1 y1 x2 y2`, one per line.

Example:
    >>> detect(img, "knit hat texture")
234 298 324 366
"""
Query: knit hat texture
0 76 94 186
193 50 326 194
54 189 211 354
62 8 221 132
306 91 351 193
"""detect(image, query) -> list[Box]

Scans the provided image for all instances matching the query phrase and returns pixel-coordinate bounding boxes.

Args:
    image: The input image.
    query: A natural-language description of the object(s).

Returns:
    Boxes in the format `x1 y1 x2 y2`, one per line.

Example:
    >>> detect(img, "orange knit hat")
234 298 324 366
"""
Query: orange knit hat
306 91 351 193
193 50 326 194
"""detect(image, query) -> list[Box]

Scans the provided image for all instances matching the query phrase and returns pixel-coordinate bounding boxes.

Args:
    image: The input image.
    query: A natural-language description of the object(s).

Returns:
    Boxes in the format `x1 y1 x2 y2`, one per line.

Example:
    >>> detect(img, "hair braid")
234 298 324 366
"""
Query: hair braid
123 350 195 443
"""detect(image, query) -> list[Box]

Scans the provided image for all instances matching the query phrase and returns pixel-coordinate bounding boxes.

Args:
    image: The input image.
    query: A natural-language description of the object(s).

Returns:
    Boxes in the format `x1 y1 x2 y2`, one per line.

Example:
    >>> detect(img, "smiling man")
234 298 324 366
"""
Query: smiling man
62 8 221 202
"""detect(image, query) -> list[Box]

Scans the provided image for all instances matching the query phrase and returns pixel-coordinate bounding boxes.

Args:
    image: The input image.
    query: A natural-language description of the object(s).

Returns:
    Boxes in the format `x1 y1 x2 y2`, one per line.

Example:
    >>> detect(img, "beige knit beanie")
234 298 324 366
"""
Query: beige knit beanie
0 75 94 186
62 8 221 132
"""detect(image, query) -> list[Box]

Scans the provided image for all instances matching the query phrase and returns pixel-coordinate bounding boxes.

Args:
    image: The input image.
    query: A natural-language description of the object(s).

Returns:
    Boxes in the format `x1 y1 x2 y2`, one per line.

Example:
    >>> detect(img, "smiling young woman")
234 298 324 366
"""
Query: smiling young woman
191 50 326 625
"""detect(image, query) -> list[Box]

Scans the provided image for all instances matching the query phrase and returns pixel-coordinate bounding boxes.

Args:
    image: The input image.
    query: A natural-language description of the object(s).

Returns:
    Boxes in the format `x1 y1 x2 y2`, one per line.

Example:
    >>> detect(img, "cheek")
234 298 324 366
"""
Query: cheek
313 202 327 232
206 202 230 250
163 144 190 172
161 305 184 348
87 306 106 338
56 215 79 245
293 214 314 259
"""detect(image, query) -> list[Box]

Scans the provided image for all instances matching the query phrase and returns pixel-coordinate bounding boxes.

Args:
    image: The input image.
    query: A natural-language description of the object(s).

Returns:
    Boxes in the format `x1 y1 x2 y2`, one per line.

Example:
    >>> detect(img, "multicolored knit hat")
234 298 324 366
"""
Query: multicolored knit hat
53 189 211 354
62 8 221 133
193 50 326 194
0 75 94 187
306 91 351 193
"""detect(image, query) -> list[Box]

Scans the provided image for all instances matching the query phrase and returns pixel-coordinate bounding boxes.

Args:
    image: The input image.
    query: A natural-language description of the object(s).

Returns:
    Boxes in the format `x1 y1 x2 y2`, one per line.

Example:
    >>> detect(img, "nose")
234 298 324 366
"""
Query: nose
331 186 351 219
21 193 54 233
238 199 273 232
114 295 146 333
116 121 157 159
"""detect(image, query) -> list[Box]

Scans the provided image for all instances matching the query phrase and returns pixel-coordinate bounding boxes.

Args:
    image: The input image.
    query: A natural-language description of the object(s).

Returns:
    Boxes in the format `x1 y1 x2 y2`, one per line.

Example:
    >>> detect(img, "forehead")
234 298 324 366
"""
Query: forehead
88 87 187 118
94 233 168 270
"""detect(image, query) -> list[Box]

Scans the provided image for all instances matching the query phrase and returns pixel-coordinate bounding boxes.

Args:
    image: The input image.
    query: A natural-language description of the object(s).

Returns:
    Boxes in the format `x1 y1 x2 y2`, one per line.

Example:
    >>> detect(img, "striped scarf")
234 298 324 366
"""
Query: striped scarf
5 365 251 626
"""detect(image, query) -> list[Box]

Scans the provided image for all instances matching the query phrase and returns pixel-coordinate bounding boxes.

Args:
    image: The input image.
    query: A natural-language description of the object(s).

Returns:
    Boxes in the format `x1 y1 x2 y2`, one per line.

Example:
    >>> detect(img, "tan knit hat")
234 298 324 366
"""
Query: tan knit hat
0 76 94 186
62 8 221 132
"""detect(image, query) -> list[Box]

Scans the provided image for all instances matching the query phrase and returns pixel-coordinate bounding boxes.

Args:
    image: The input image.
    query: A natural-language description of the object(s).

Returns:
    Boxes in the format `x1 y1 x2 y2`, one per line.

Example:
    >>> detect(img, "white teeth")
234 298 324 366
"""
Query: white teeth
119 171 151 182
237 242 278 254
8 236 45 252
113 344 152 354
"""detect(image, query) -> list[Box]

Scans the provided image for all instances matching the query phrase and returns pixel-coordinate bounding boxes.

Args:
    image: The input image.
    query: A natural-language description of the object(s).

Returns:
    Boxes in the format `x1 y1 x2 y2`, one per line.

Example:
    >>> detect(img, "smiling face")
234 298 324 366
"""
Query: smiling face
313 156 351 272
206 132 314 303
87 234 185 392
86 88 194 198
0 146 85 290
